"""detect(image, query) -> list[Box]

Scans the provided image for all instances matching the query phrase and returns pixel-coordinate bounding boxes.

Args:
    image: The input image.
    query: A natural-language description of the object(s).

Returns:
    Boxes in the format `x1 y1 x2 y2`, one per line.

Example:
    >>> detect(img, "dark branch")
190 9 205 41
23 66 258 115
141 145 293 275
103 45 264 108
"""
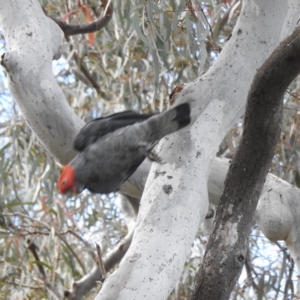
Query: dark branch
27 239 63 300
191 25 300 300
96 243 106 282
49 0 113 37
27 239 47 280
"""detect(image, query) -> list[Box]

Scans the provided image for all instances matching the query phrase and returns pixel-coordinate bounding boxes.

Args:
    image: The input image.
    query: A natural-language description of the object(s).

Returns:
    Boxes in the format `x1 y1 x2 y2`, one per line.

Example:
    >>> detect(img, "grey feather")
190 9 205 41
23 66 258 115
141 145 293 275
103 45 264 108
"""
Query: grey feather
70 103 191 194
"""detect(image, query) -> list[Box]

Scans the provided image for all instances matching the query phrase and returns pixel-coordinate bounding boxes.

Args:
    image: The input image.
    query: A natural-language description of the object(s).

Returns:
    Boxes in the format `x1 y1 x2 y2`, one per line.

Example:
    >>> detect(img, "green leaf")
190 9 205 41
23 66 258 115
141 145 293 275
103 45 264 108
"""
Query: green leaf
155 38 170 71
132 11 155 49
31 260 53 271
0 142 11 155
172 0 185 32
151 49 160 89
3 201 35 208
49 208 57 217
162 12 172 42
148 0 163 13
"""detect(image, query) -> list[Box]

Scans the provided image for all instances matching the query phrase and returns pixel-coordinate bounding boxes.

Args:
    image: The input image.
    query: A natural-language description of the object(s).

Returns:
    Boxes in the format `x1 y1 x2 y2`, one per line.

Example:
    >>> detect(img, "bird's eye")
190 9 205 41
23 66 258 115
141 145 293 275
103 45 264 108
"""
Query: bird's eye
62 180 67 186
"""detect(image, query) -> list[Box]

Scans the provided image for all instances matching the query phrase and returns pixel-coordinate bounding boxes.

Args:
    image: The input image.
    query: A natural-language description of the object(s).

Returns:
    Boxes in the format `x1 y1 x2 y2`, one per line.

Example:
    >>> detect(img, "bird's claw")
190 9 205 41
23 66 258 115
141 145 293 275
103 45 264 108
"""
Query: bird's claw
146 149 162 163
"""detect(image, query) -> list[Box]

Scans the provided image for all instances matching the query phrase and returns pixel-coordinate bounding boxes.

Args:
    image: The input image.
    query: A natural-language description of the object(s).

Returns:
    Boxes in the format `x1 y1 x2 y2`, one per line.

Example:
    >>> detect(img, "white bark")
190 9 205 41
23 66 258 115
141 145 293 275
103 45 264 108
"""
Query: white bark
208 157 300 294
0 0 83 165
1 0 300 299
257 178 300 290
97 1 300 299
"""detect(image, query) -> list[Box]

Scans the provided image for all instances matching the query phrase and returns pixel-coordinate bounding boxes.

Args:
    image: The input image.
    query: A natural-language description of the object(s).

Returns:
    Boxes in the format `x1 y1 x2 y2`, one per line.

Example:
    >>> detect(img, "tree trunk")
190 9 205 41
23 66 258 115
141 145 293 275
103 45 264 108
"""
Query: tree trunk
96 1 300 299
191 25 300 300
1 1 300 299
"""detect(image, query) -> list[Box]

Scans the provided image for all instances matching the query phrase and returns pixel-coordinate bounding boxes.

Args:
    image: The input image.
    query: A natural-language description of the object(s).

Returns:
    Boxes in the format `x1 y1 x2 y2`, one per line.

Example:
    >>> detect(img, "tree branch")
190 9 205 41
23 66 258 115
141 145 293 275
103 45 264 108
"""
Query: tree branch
191 25 300 300
95 1 300 298
49 0 113 37
27 240 63 300
64 228 134 300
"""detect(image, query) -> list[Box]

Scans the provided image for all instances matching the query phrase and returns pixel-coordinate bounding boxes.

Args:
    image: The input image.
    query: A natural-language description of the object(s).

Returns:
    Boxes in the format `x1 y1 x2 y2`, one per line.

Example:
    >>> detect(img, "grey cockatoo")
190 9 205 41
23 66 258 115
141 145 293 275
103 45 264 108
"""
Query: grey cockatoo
58 103 190 195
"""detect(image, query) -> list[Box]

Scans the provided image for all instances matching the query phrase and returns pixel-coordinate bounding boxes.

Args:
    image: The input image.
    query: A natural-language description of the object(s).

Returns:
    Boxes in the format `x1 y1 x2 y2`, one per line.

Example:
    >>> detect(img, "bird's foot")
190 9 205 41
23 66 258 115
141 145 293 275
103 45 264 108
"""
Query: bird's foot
146 149 162 163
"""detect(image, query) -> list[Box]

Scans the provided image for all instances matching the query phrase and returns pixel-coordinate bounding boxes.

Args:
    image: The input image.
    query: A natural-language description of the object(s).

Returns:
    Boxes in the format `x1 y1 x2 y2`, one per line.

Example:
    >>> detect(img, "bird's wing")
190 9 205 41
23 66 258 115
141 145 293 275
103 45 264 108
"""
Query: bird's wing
74 110 156 151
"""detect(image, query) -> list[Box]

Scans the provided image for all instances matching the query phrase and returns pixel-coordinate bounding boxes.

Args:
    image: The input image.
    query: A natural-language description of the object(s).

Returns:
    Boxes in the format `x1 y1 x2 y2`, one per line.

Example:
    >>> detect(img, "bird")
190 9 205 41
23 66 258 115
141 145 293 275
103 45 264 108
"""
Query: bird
58 103 191 195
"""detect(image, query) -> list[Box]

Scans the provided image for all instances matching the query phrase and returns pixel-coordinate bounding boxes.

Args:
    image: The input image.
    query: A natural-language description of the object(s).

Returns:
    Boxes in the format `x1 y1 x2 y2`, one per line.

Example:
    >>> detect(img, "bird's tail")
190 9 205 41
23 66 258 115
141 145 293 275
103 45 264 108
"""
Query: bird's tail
144 103 191 143
172 103 191 130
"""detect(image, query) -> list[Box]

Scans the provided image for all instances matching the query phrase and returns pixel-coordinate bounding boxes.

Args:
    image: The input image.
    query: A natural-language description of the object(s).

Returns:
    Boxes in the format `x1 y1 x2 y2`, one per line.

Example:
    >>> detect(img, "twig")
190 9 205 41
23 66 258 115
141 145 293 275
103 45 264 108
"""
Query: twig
4 280 44 290
95 243 106 281
47 0 113 37
60 229 96 261
59 235 87 274
27 239 63 300
64 228 134 299
27 239 46 279
3 212 51 231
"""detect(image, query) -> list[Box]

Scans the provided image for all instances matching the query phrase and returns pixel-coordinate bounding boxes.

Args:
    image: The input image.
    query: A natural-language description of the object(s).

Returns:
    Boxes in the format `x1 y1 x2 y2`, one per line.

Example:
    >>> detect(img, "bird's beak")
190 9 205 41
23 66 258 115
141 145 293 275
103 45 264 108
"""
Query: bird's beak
64 190 76 198
74 184 85 194
62 185 85 198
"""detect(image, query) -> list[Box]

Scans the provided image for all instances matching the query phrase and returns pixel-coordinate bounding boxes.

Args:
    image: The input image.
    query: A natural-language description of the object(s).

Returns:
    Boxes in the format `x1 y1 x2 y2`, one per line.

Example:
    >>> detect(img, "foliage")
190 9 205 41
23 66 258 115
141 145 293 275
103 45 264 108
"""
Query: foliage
0 0 299 299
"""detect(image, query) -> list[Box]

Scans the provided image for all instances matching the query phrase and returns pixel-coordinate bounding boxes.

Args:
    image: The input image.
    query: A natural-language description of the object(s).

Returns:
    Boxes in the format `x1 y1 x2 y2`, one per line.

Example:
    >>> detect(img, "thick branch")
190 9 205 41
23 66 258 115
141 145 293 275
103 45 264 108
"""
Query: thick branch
191 26 300 300
96 2 300 299
0 0 83 164
2 1 300 299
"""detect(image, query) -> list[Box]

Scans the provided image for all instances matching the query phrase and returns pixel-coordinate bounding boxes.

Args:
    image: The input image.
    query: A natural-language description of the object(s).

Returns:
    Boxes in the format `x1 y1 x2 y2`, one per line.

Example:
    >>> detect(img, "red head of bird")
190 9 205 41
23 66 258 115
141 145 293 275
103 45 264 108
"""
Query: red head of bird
58 164 76 194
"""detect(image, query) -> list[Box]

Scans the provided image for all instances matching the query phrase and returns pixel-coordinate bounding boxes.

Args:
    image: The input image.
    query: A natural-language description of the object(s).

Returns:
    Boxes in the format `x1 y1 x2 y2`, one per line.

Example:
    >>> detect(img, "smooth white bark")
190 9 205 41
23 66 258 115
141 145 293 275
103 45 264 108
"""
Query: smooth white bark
0 0 83 165
1 0 300 299
97 1 300 299
257 177 300 292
